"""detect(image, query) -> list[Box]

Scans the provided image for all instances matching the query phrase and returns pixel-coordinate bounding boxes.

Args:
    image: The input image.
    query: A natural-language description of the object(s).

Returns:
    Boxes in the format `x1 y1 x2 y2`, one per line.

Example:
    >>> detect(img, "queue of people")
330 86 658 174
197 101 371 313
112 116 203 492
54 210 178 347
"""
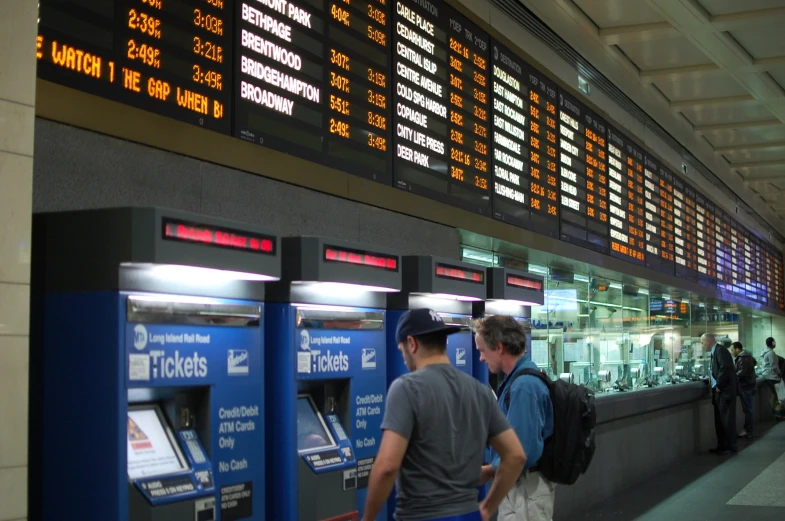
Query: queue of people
704 334 784 456
362 309 579 521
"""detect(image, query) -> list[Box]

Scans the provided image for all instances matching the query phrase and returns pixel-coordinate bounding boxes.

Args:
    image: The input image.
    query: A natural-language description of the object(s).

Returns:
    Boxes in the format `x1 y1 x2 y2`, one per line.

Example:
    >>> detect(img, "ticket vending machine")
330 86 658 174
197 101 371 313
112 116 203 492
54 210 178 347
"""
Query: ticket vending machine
265 237 402 521
30 207 280 521
473 268 545 391
387 256 487 383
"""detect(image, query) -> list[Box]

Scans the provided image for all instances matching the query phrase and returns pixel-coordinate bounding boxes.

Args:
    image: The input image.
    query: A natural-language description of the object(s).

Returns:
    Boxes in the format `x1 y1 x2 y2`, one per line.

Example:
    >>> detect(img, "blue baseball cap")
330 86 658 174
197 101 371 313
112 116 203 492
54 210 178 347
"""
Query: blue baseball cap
395 308 463 344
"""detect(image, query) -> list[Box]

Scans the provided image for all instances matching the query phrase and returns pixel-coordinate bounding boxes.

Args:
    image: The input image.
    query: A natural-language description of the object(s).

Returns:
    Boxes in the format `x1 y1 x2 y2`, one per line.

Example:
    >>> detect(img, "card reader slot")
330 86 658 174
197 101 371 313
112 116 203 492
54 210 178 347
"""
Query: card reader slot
295 308 384 331
127 296 261 326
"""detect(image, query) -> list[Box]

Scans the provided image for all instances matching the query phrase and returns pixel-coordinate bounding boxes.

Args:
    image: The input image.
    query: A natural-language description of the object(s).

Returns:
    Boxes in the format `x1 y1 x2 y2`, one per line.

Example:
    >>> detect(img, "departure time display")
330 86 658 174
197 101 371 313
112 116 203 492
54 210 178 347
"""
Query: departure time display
392 0 491 215
558 91 608 253
490 41 557 236
607 126 645 265
38 0 233 133
643 155 675 273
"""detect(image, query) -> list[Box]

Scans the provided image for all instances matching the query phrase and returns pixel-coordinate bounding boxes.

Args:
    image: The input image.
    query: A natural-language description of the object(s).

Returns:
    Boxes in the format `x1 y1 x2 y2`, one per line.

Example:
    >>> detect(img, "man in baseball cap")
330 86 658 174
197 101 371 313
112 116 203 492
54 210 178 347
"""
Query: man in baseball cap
362 309 526 521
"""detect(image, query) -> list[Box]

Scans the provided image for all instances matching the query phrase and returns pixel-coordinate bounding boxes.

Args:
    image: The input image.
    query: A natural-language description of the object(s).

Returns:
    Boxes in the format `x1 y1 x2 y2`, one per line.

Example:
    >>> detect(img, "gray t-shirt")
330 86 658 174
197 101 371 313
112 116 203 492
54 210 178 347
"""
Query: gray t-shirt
381 363 511 521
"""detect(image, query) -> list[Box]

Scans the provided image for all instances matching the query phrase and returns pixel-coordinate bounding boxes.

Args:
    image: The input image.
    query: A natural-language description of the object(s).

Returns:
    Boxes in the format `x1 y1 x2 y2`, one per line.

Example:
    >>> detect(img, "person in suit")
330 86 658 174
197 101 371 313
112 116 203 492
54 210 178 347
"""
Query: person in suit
701 333 738 454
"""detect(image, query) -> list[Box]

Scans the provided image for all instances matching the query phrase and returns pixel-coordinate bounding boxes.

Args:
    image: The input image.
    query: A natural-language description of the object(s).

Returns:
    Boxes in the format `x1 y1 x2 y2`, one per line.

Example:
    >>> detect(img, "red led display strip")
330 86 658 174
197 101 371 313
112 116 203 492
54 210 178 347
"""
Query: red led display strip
506 275 543 291
435 264 484 284
162 219 275 255
324 247 398 271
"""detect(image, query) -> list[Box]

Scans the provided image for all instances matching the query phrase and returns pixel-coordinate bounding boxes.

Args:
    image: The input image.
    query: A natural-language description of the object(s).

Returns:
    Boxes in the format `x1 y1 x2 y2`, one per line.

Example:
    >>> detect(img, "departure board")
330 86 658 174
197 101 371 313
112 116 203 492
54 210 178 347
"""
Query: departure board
38 0 233 133
490 41 559 237
677 180 699 281
643 155 675 273
705 200 718 285
526 68 560 237
323 0 392 180
730 219 741 295
716 208 731 292
606 127 645 265
393 0 491 215
558 91 609 252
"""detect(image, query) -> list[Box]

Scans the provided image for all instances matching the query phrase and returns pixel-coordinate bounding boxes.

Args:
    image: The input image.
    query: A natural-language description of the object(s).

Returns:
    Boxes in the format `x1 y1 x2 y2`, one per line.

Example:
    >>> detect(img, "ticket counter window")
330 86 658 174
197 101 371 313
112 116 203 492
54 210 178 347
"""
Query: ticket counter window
127 406 188 480
297 396 336 453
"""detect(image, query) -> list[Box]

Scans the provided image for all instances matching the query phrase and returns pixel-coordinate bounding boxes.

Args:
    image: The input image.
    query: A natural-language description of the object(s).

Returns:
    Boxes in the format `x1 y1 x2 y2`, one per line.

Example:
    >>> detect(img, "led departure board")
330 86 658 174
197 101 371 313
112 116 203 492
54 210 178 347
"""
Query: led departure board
672 176 688 277
323 0 392 179
558 91 609 252
704 200 718 285
694 193 710 281
730 219 740 295
38 0 233 133
392 0 491 215
526 68 560 237
643 155 674 273
606 127 645 265
679 181 700 281
490 41 559 237
234 0 392 182
715 207 731 292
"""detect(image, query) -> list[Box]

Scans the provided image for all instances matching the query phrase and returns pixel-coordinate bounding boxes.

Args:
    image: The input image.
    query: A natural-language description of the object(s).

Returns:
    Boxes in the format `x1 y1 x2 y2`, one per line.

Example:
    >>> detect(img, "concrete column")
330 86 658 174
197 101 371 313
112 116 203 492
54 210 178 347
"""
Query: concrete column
0 1 37 520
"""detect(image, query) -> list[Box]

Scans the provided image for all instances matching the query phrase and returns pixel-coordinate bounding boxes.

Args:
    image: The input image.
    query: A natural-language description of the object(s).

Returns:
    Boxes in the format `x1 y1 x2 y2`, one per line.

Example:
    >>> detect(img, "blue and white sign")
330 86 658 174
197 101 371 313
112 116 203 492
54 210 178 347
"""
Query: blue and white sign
362 349 377 370
228 350 249 376
456 347 467 366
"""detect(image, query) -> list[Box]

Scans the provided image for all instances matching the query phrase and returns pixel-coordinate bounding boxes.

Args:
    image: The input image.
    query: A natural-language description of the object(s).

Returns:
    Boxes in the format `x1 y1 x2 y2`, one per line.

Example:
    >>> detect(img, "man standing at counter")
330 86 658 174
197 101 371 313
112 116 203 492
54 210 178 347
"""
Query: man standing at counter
362 308 526 521
702 333 738 454
474 315 555 521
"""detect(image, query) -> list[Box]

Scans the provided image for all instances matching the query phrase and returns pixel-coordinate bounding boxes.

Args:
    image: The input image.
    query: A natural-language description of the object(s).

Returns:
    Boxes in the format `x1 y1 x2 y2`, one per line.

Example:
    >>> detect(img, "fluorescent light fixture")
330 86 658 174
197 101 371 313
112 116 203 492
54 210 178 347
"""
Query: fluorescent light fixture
128 294 223 306
292 281 399 294
124 263 279 282
638 288 649 295
461 248 494 265
293 303 362 313
528 264 548 275
662 294 671 300
698 303 705 308
682 298 690 304
489 299 543 307
574 274 590 283
609 283 622 289
413 292 482 302
577 314 590 317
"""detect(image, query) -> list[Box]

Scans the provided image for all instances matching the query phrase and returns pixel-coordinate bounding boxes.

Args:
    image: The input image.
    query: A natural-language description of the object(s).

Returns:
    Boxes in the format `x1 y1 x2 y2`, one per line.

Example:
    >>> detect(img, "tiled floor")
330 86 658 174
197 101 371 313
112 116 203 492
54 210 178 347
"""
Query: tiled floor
560 421 785 521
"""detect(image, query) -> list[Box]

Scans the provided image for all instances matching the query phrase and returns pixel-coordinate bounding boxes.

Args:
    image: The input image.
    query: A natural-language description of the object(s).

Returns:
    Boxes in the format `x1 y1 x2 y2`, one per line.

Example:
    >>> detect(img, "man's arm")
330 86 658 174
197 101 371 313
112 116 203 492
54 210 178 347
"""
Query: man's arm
361 430 409 521
479 429 526 521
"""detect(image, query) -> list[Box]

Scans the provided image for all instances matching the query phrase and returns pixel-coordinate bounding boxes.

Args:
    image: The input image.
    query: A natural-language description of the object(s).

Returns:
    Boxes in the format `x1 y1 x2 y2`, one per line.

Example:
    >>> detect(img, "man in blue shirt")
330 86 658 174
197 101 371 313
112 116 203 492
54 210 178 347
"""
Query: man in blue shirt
701 333 738 454
474 315 555 521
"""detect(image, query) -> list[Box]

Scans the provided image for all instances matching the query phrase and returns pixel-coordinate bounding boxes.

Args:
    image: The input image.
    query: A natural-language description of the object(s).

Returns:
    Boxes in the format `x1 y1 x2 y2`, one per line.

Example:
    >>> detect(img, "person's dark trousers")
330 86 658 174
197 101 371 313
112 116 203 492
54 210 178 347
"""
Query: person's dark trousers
739 388 755 435
712 389 737 451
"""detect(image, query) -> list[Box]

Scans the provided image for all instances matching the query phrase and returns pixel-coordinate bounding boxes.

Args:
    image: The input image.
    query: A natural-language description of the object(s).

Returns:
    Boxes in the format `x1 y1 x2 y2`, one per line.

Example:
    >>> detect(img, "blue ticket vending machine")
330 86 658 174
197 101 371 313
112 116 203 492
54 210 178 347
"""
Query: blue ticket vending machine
265 237 402 521
385 256 486 520
387 256 487 383
473 267 545 391
30 207 280 521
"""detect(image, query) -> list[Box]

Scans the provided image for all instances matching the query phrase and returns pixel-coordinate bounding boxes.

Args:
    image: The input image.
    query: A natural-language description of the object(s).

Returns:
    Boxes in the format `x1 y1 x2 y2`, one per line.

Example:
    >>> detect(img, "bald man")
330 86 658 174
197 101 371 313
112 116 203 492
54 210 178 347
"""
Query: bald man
701 333 738 454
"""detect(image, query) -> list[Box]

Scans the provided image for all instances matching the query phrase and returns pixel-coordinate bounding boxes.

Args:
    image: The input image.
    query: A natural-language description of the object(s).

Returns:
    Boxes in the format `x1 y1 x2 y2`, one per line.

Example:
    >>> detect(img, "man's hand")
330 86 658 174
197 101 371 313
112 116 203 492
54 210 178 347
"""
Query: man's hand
479 464 495 486
479 502 492 521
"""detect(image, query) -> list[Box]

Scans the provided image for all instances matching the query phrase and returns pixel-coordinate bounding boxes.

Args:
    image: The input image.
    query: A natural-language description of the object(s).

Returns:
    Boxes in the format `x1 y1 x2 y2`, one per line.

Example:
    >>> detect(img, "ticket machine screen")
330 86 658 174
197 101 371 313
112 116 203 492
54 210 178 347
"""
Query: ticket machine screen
296 396 336 453
127 406 188 480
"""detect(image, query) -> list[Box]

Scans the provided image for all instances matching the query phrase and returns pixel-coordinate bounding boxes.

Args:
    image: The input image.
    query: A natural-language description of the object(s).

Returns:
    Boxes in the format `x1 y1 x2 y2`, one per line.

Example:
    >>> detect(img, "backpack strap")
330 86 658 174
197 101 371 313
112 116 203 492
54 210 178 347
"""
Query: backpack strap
503 368 550 410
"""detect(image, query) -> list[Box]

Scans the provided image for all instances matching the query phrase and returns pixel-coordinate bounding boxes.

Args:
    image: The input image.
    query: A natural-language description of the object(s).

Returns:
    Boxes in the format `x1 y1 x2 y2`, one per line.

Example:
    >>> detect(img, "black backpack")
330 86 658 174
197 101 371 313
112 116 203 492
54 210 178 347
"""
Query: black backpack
778 355 785 379
504 369 596 485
